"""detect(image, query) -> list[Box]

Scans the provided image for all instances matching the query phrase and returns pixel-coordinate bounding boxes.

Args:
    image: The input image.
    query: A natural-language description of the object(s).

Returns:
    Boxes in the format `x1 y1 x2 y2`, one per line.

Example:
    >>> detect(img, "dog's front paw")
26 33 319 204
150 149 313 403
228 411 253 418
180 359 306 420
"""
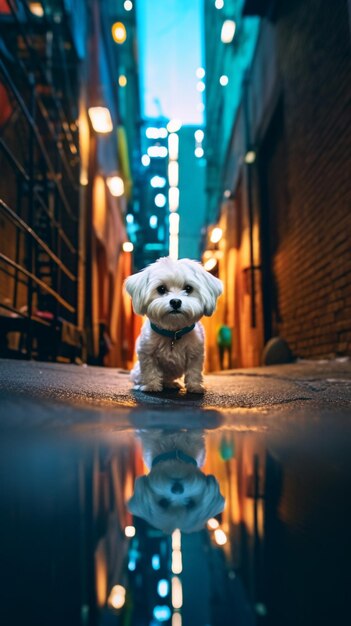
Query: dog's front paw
163 380 182 390
186 383 205 394
140 383 163 393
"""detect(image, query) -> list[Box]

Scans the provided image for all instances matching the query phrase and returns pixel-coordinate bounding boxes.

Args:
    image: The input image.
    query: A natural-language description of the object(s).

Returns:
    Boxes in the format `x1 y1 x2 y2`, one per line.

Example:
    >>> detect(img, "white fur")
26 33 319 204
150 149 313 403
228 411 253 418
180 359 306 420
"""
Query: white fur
128 430 225 533
125 257 223 393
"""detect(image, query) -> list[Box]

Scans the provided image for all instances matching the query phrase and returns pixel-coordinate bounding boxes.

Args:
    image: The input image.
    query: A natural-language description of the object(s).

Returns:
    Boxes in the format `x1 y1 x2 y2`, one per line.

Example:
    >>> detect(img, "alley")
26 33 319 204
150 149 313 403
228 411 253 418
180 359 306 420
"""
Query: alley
0 1 350 625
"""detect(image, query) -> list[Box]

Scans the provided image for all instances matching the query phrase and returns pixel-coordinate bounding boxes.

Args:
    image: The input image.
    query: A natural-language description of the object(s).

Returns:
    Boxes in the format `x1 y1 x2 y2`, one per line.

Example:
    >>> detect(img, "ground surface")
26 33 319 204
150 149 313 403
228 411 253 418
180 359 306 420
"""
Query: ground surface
0 357 350 432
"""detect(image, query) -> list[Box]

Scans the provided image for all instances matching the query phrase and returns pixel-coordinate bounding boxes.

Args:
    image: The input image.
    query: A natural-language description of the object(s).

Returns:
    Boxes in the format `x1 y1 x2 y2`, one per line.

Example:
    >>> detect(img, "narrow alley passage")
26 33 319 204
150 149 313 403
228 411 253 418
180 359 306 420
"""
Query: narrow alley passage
0 1 350 625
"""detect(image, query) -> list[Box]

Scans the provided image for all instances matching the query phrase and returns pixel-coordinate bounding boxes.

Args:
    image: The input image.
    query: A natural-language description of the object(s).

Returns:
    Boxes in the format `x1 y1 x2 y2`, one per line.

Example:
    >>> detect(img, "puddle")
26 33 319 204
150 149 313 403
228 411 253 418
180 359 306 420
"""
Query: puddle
0 409 350 626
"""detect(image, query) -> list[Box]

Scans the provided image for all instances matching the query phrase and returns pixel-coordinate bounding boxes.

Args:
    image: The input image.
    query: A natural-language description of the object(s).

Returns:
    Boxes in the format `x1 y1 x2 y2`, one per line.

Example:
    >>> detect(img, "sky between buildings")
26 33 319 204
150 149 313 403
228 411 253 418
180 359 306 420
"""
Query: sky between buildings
136 0 204 124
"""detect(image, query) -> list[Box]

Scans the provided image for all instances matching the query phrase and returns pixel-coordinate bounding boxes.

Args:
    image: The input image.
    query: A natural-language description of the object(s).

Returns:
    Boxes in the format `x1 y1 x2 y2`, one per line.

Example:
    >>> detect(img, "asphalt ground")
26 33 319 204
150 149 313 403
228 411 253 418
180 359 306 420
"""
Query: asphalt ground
0 357 350 433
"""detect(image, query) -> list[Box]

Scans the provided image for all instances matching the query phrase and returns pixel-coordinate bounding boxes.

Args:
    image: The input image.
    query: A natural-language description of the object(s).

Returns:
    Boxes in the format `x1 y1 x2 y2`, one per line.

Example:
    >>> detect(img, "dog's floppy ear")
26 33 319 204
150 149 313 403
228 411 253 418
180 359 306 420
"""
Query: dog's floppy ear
198 267 223 316
203 474 225 517
127 476 152 518
180 258 223 316
181 473 225 533
124 268 150 315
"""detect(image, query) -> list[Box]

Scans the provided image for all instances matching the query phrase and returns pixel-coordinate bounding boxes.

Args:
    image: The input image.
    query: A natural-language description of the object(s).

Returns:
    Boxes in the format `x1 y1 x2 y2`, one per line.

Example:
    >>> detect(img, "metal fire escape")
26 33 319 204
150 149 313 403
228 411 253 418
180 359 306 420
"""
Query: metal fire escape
0 0 83 361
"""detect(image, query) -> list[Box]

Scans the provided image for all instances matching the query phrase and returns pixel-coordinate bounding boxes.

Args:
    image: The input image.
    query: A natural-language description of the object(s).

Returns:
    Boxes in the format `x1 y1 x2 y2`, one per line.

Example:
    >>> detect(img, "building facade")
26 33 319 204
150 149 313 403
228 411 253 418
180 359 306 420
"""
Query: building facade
204 0 351 368
0 0 141 368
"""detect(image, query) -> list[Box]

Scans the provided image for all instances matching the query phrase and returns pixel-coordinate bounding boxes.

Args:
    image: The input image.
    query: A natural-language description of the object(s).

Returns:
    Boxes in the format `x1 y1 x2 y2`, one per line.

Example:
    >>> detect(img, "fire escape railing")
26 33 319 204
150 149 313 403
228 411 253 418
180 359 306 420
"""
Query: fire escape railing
0 0 82 361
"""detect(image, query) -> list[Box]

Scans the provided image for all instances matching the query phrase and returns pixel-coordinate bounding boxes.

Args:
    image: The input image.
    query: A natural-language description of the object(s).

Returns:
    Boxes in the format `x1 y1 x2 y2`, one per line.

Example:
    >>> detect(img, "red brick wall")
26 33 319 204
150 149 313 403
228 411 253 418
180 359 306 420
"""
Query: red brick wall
270 0 351 358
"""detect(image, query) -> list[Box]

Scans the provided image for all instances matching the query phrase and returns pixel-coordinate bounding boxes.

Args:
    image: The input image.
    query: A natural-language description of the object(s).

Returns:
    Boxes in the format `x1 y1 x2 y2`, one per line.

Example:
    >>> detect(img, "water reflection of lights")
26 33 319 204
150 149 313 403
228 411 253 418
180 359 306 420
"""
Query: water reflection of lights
172 612 182 626
157 579 169 598
152 554 161 570
171 529 182 574
124 526 135 537
214 528 227 546
154 605 171 621
172 529 181 550
108 585 126 610
172 576 183 609
207 517 220 530
171 549 182 574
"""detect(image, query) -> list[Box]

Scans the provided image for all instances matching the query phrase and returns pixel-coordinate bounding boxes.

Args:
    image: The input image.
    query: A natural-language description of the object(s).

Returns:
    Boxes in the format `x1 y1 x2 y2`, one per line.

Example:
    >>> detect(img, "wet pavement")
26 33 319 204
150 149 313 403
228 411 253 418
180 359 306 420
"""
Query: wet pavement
0 358 351 626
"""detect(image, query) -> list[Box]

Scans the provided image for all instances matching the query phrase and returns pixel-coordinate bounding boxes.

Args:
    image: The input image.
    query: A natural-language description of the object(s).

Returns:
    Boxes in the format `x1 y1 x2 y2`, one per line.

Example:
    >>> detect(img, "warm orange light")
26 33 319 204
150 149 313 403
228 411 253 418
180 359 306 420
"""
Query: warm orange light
172 612 182 626
204 258 217 272
210 227 223 243
214 528 227 545
88 107 113 133
245 150 256 164
123 242 134 252
108 585 126 610
118 75 127 87
124 525 136 537
207 517 220 530
106 176 124 197
29 2 44 17
112 22 127 44
172 577 183 609
171 550 182 574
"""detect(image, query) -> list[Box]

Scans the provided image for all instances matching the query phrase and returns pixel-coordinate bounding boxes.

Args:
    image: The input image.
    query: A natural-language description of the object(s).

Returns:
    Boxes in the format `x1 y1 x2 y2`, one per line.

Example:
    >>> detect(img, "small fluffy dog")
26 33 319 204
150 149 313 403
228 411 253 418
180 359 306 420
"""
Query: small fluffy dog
125 257 223 393
128 429 225 533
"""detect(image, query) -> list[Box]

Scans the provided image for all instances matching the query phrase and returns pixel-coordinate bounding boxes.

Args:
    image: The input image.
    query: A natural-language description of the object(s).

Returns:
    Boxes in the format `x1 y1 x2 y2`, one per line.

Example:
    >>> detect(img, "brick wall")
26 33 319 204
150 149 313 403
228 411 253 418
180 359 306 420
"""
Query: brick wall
269 0 351 358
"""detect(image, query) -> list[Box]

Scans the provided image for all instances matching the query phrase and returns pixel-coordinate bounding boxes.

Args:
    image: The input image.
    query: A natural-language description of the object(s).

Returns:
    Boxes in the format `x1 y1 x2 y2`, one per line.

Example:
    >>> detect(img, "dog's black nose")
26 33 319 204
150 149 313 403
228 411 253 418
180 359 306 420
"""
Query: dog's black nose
171 482 184 494
170 299 182 310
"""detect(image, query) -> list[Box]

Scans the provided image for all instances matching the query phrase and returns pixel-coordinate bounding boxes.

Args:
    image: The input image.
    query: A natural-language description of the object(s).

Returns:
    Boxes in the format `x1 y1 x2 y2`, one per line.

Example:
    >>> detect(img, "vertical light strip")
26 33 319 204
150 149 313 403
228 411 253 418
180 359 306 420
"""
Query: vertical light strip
172 576 183 609
169 213 179 260
168 132 180 258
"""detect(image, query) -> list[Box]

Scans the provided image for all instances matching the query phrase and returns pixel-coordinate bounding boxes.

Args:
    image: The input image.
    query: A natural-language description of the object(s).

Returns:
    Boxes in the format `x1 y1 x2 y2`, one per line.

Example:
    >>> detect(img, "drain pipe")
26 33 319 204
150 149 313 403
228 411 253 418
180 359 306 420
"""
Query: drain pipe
243 70 257 329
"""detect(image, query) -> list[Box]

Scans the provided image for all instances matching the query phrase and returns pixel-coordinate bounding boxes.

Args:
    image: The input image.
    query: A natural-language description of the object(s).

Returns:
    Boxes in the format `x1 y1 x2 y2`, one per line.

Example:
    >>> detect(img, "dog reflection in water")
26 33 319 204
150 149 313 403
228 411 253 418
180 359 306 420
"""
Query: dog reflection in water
128 430 225 533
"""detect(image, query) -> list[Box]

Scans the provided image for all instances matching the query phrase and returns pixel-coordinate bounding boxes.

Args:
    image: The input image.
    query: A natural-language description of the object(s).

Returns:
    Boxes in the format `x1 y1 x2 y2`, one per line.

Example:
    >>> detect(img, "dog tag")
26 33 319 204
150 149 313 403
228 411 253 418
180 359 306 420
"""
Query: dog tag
171 339 175 350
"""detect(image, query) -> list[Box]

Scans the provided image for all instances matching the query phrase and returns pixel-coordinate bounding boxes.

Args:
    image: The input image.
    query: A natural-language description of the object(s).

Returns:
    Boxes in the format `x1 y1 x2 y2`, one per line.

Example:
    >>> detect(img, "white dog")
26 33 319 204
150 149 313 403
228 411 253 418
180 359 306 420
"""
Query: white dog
128 429 225 533
125 257 223 393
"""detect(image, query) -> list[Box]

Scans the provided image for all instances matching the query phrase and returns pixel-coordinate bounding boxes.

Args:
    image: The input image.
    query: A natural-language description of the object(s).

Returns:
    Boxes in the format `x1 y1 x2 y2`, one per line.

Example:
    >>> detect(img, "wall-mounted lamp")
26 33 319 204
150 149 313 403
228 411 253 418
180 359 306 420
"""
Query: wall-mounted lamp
204 257 218 272
244 150 256 164
210 227 223 244
221 20 236 44
112 22 127 44
88 106 113 133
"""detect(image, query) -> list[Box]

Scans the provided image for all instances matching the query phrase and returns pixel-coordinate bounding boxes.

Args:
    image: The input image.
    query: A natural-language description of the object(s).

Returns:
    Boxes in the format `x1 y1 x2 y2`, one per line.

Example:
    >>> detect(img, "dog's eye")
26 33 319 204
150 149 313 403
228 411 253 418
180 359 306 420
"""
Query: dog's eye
157 285 167 295
158 498 170 509
184 285 193 294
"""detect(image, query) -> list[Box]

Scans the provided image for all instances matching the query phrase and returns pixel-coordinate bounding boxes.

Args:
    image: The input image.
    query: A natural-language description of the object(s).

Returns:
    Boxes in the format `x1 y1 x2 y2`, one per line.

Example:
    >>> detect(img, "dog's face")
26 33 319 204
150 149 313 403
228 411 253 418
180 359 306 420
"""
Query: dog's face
125 257 222 330
128 460 225 533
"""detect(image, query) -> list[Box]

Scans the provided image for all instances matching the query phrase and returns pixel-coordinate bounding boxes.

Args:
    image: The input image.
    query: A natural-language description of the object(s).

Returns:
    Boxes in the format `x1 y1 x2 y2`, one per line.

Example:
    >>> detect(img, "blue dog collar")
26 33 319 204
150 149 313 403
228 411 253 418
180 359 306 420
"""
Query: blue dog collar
151 450 198 468
150 322 195 342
